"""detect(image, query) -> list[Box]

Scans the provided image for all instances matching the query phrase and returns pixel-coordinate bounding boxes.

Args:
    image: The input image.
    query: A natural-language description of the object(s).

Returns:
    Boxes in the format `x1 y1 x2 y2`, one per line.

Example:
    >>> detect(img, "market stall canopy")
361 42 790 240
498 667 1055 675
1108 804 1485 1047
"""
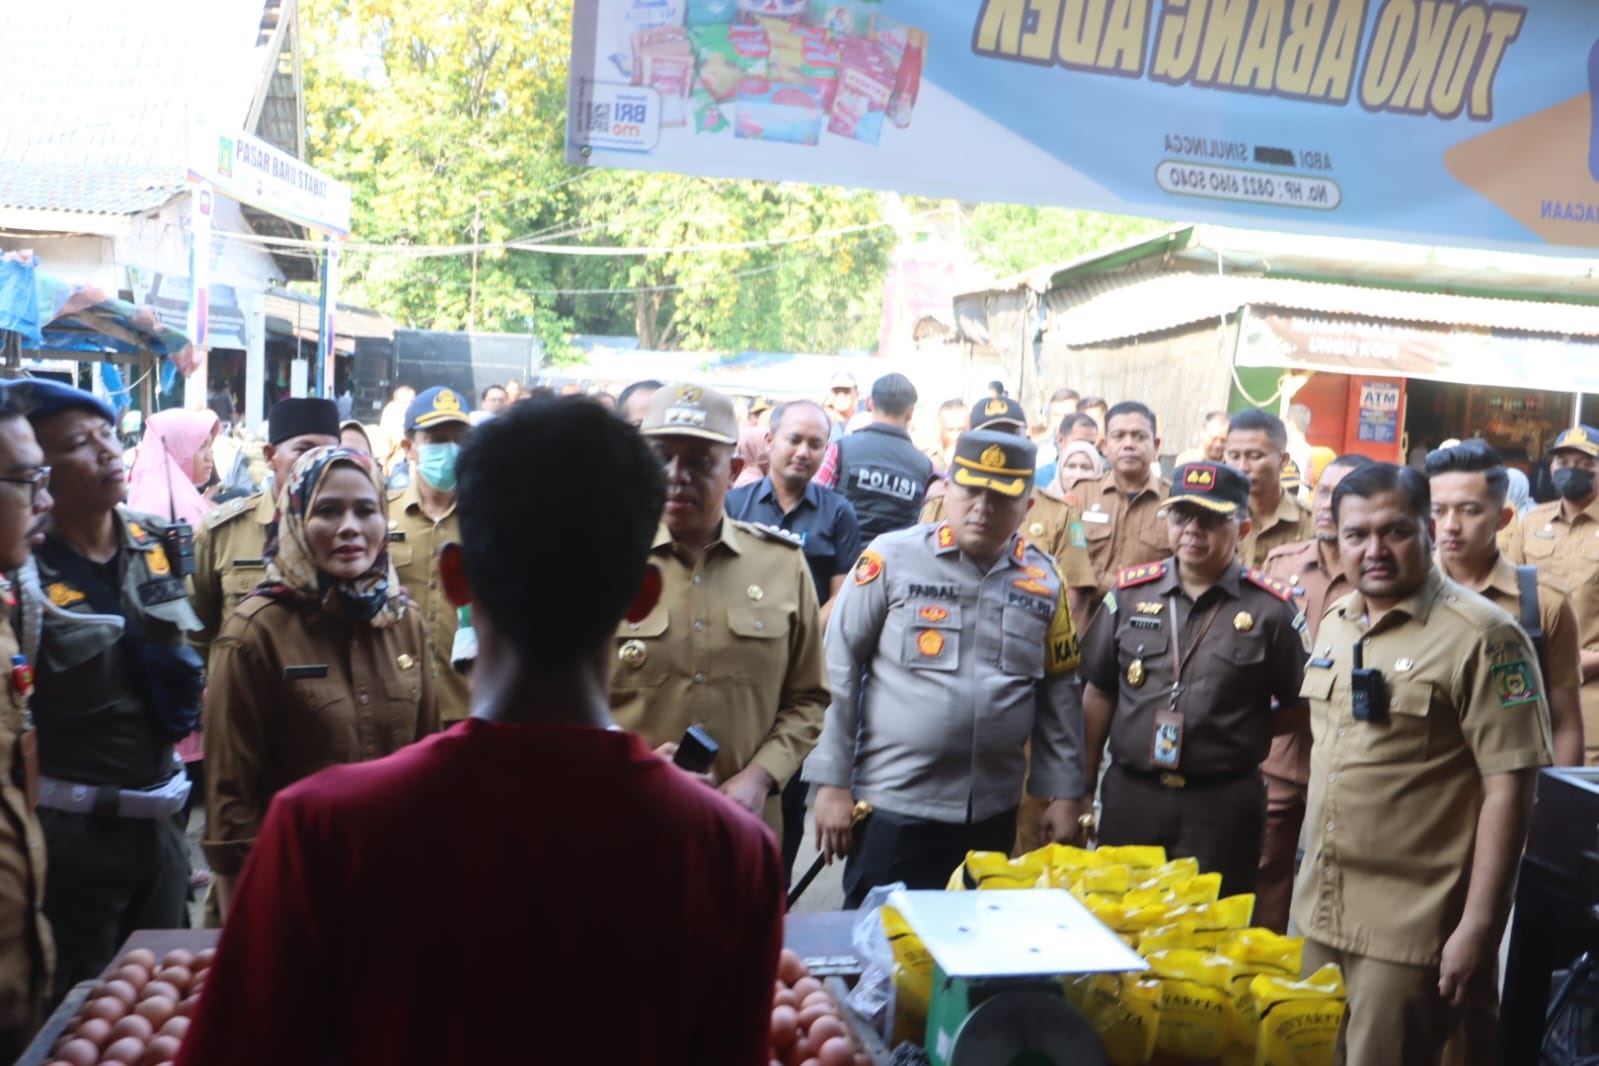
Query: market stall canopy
0 254 196 370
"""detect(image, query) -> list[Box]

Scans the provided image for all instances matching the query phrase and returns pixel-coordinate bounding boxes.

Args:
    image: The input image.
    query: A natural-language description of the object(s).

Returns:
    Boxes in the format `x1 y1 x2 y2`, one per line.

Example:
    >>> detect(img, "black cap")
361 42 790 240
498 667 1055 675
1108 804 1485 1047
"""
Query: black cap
268 398 341 445
950 429 1036 498
20 380 116 425
968 396 1027 431
1166 462 1250 515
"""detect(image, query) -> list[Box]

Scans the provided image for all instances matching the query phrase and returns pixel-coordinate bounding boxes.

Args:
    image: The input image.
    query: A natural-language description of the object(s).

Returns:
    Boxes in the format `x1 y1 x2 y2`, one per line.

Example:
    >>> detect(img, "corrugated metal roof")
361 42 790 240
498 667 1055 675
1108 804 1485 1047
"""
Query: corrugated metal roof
263 288 395 341
0 0 277 217
1044 270 1599 347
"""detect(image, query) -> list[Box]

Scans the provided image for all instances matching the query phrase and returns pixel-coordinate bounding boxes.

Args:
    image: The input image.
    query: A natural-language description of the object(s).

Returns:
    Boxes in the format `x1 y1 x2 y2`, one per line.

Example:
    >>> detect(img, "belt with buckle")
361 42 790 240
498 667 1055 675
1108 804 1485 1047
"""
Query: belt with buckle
1115 764 1260 791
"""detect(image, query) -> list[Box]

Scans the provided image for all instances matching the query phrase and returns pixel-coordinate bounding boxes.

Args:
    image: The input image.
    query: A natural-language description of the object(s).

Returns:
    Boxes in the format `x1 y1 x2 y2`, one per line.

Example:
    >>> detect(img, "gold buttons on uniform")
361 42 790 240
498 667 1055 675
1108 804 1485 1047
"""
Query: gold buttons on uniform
397 653 415 670
1395 658 1414 672
1028 522 1045 537
1233 611 1254 632
1127 659 1146 687
619 640 647 669
747 585 764 600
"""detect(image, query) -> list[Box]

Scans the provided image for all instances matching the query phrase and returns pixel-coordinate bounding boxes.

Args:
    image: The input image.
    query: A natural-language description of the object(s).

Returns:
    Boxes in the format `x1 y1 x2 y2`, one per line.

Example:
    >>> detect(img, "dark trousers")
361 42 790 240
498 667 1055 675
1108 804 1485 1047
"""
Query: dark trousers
1098 764 1266 899
842 806 1017 909
38 809 190 1002
1256 771 1307 933
780 775 807 887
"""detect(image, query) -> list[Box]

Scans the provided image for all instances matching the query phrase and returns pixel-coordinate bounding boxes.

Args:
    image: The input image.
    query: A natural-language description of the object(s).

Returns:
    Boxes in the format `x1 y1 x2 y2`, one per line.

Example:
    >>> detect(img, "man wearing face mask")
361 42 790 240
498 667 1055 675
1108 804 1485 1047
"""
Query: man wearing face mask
1505 424 1599 765
389 387 473 726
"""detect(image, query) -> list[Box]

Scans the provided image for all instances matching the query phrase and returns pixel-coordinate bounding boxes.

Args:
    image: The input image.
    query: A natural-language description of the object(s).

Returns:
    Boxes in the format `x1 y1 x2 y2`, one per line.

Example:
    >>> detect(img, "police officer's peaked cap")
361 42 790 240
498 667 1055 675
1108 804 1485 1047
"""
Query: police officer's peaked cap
968 395 1027 432
406 386 472 431
1549 424 1599 459
1167 462 1250 515
18 379 115 426
950 429 1035 498
267 397 340 445
639 382 738 445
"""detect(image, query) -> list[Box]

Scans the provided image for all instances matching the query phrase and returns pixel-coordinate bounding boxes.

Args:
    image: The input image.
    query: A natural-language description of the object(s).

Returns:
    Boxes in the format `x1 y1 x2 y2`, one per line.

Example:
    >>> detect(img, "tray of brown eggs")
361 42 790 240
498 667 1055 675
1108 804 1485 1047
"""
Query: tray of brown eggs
29 946 213 1066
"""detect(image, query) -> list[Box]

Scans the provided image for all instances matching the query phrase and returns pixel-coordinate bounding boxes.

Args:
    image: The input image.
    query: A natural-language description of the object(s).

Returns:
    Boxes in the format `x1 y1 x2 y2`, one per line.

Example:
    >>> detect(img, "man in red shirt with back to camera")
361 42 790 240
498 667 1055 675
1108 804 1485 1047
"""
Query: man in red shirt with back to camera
177 398 785 1066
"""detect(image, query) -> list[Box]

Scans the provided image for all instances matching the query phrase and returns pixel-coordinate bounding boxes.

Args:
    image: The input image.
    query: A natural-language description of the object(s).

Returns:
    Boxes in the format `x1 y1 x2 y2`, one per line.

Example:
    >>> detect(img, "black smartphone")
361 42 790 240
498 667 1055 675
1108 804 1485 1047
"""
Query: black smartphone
1350 642 1386 722
673 724 720 774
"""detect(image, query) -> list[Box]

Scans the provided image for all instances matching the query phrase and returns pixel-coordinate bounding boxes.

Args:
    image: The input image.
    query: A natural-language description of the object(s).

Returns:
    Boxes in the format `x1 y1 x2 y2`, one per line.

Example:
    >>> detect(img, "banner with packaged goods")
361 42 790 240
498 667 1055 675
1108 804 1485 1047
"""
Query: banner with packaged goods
1234 308 1599 392
566 1 1599 255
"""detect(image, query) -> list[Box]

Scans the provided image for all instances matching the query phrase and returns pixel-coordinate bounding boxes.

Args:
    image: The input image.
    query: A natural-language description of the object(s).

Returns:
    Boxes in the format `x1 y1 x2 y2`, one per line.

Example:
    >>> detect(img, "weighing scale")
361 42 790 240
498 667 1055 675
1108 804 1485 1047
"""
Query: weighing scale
888 888 1149 1066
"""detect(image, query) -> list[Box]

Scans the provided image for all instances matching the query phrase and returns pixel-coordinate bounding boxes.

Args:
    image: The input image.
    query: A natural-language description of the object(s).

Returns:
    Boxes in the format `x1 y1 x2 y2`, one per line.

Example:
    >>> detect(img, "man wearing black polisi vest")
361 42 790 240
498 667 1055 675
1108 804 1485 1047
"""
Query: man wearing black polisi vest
816 373 933 541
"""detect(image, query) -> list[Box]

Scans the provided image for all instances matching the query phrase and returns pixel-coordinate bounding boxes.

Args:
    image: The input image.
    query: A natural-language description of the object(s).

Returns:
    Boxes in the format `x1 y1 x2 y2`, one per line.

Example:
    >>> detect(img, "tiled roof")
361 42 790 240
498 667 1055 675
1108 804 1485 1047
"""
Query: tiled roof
0 0 275 217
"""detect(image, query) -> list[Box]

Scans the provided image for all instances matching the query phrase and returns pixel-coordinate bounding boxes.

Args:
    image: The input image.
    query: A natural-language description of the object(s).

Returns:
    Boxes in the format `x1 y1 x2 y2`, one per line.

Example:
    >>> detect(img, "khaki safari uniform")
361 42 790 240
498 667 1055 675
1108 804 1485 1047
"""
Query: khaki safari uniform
1080 469 1172 600
1240 490 1314 569
919 485 1095 590
0 578 50 1055
1080 559 1308 896
31 509 201 998
387 483 470 725
1293 569 1552 1066
1504 495 1599 763
203 597 438 878
1464 554 1584 692
1256 537 1350 933
610 519 830 833
191 490 275 662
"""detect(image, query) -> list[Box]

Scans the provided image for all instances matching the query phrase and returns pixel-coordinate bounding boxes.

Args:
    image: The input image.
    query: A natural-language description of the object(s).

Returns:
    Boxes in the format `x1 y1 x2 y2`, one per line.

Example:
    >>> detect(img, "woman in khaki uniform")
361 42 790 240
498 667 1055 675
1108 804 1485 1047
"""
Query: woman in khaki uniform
203 447 438 915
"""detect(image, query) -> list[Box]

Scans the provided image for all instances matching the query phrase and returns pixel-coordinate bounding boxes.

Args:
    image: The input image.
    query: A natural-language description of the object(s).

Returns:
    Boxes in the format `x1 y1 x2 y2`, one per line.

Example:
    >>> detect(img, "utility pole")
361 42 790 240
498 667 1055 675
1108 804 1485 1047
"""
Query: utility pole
468 198 483 333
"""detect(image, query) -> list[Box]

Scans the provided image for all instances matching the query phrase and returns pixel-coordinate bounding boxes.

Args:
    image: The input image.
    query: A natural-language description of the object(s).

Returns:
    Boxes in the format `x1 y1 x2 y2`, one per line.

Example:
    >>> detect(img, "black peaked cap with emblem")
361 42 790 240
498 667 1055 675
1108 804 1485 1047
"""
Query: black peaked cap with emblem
950 429 1036 498
1167 462 1250 515
968 395 1027 432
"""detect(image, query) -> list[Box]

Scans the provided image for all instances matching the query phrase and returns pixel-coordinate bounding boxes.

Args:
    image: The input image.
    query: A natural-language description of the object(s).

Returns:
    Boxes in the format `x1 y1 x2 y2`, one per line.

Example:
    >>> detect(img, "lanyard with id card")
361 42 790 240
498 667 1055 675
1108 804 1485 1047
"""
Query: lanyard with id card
1152 594 1224 770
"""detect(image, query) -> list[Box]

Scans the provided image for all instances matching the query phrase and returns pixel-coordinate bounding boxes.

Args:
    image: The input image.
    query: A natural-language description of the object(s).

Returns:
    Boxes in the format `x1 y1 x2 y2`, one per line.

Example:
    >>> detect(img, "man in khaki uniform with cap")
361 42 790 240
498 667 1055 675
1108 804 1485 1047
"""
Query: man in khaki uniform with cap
1080 461 1308 896
611 383 829 835
1080 401 1172 600
388 386 473 725
192 398 340 662
807 430 1086 905
1295 462 1550 1066
1225 408 1314 567
1504 423 1599 764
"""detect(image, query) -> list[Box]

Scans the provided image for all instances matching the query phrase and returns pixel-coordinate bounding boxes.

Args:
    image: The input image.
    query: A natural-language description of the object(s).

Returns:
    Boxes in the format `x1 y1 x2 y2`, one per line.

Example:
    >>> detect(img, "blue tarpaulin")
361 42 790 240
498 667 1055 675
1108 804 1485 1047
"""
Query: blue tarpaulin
0 254 194 363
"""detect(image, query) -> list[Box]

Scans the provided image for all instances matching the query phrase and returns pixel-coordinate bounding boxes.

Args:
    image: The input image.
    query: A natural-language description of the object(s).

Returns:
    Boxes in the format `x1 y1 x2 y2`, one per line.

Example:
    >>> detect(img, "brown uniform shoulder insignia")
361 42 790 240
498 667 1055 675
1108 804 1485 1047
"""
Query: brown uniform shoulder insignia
1243 569 1294 602
736 520 803 548
1117 561 1167 589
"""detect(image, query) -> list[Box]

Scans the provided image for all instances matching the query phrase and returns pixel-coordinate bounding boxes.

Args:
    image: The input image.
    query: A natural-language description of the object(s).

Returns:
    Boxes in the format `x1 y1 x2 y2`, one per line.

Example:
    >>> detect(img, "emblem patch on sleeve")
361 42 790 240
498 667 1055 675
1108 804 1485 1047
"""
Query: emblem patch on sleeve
853 550 884 586
1491 660 1539 707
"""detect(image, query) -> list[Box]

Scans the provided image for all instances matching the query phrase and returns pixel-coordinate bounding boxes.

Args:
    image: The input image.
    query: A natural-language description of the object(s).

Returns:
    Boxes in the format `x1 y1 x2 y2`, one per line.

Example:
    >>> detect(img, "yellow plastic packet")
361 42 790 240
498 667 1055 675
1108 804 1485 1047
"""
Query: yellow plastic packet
1137 922 1196 956
1169 894 1257 949
1075 972 1160 1066
1037 843 1112 887
1251 963 1346 1066
1218 930 1304 1053
1096 844 1168 869
883 905 934 1046
1074 864 1134 898
1145 949 1237 1063
1132 856 1202 892
1125 872 1223 910
944 849 1047 890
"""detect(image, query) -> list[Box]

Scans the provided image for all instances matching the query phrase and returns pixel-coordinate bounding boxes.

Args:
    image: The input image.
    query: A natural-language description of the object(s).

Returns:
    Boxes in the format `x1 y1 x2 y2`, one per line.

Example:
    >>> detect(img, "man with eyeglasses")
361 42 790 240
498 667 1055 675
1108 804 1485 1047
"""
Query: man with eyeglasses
0 383 54 1059
609 383 829 841
1078 462 1309 896
21 381 204 999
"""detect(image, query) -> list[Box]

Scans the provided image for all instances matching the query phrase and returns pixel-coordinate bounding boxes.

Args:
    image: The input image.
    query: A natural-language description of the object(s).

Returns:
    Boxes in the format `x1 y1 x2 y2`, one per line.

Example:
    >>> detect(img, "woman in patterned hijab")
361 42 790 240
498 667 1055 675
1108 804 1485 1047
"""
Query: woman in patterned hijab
203 445 438 916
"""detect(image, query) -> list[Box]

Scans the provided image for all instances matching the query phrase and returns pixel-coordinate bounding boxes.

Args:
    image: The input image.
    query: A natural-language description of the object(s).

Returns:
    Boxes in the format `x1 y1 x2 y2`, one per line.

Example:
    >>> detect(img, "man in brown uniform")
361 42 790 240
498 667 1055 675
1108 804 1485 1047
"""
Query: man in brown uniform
0 386 53 1058
1080 402 1171 600
191 399 340 663
1080 462 1309 895
1295 463 1551 1066
1504 424 1599 764
1428 440 1584 766
1256 453 1372 933
611 384 829 833
1226 407 1314 568
389 387 473 725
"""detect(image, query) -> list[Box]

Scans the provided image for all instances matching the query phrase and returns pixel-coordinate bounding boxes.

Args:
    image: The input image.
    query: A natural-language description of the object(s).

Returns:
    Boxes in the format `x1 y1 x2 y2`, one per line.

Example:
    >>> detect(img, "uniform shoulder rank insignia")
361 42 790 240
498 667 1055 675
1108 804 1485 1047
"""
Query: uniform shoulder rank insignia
1012 577 1051 596
125 519 157 545
742 521 802 548
853 549 884 586
1243 569 1294 602
1116 561 1166 589
1013 538 1027 563
47 582 86 608
935 523 956 550
146 544 172 577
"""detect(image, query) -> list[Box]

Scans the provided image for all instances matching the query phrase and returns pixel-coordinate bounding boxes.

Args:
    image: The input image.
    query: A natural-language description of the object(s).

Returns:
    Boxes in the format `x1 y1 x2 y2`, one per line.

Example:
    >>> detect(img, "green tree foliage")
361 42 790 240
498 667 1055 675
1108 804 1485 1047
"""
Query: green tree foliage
961 204 1172 279
299 0 890 354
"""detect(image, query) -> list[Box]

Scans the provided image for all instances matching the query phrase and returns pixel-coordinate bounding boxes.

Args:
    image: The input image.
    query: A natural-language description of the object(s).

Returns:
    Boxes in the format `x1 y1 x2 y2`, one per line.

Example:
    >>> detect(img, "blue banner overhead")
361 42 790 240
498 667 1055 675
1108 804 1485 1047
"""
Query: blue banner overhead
567 0 1599 254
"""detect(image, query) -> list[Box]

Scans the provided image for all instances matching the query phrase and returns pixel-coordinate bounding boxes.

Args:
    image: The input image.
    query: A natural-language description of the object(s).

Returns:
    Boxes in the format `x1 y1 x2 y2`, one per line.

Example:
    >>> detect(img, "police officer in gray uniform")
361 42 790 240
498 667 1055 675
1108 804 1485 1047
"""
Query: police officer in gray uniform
20 382 202 997
806 431 1086 906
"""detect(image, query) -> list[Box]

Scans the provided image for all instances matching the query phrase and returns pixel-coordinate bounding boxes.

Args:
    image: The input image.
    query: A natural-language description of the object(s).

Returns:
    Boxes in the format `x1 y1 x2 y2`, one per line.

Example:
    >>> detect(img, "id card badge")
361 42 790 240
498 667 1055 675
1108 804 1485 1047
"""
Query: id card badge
1151 710 1184 769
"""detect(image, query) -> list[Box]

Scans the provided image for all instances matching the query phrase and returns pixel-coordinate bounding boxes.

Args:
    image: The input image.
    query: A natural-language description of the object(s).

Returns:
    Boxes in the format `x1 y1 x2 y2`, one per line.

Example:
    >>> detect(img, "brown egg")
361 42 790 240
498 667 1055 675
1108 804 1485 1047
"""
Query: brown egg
153 966 191 991
113 964 150 990
175 996 199 1017
807 1016 847 1047
191 948 216 972
103 1037 146 1064
791 976 822 1000
53 1038 100 1066
783 1036 813 1066
770 1004 798 1049
121 949 158 971
158 1015 189 1040
82 996 128 1023
97 979 139 1006
777 948 807 985
816 1037 855 1066
142 1034 182 1064
110 1014 155 1043
160 949 194 970
801 990 832 1011
795 1003 831 1032
134 996 175 1027
773 988 800 1010
71 1017 111 1048
140 980 180 1003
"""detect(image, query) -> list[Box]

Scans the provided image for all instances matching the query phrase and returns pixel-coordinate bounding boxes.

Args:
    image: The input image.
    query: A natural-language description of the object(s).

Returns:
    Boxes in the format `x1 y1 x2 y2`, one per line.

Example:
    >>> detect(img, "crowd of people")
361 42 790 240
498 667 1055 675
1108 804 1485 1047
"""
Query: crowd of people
0 366 1586 1064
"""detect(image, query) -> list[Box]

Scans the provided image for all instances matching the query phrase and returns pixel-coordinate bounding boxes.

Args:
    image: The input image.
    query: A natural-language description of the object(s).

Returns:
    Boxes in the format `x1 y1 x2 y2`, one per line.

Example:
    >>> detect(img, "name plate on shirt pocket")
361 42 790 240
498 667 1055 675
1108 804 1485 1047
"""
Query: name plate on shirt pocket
283 665 330 680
